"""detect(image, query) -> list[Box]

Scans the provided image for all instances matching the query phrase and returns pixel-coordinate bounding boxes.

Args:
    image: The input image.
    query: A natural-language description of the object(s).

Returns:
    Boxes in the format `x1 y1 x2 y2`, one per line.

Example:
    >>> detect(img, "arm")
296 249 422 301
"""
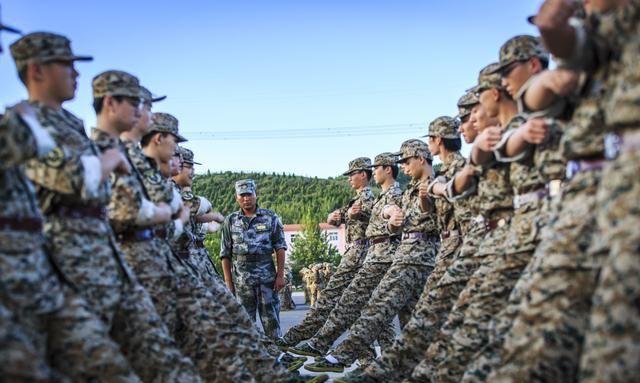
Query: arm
273 248 286 292
451 165 478 196
0 104 55 169
471 126 502 165
533 0 579 59
271 214 287 292
221 258 235 295
220 216 235 294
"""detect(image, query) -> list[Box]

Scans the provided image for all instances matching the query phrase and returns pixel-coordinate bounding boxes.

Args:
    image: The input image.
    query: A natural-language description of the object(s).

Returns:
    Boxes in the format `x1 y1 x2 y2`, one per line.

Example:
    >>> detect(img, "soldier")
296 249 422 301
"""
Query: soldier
10 32 201 382
279 266 296 311
289 152 401 360
137 113 307 381
278 157 375 349
306 139 439 373
299 266 312 305
486 1 638 382
220 179 287 339
173 146 224 287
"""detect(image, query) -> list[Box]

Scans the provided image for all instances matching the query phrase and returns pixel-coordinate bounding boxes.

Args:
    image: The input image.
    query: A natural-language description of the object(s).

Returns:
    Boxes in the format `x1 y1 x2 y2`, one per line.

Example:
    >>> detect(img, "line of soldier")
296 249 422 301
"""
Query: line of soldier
0 10 332 383
274 1 640 382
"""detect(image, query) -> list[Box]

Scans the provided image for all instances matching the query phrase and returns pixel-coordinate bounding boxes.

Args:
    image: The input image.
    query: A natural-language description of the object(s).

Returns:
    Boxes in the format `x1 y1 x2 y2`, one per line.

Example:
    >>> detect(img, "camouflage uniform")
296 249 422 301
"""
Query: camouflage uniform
319 140 439 367
279 267 296 311
220 179 287 339
132 116 291 382
302 153 402 356
361 118 474 383
419 37 558 383
282 158 375 345
407 67 516 382
483 11 632 382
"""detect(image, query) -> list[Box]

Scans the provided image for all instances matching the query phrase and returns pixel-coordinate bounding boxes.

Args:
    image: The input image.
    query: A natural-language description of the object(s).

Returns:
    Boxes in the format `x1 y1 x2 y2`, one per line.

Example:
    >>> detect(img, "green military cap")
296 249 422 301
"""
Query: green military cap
177 146 201 165
489 35 549 75
235 179 256 195
342 157 372 176
370 152 398 167
394 139 432 163
10 32 92 70
468 62 505 94
149 112 187 143
424 116 460 139
92 70 141 99
139 85 166 104
457 91 479 120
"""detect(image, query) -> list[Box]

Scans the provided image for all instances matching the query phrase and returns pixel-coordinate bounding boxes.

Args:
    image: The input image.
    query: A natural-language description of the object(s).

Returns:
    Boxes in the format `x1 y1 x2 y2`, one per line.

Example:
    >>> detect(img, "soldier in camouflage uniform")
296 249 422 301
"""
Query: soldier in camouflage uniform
290 153 401 359
414 36 558 383
220 179 287 339
484 2 638 382
135 113 306 381
279 158 375 348
306 140 439 373
279 266 296 311
403 61 517 382
9 32 203 382
173 146 223 288
338 116 473 383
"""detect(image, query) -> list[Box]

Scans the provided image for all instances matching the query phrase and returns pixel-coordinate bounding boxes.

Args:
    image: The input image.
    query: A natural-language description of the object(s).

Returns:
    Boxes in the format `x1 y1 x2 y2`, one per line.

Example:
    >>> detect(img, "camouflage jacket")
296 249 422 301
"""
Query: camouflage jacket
23 102 133 284
401 178 439 236
220 207 286 285
123 140 184 242
365 182 402 239
432 152 467 234
328 186 375 245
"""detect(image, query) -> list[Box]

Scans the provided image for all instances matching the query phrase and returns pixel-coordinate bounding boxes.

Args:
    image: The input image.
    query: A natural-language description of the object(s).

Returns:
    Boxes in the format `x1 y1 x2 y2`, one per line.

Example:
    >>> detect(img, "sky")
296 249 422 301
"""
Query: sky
1 0 542 178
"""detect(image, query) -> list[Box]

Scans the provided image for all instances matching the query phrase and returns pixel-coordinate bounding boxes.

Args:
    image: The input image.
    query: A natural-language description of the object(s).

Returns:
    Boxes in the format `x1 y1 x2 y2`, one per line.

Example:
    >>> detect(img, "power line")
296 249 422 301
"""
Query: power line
182 123 426 141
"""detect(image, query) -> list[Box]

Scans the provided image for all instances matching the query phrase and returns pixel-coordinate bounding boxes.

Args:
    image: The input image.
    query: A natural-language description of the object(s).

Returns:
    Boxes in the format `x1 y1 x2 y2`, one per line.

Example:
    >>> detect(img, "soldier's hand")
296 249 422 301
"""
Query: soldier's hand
273 275 286 292
520 118 549 144
543 68 579 96
212 212 225 223
328 210 341 223
225 280 236 296
460 164 478 179
349 201 362 217
383 204 401 219
418 182 430 199
389 210 404 228
475 126 502 152
534 0 579 31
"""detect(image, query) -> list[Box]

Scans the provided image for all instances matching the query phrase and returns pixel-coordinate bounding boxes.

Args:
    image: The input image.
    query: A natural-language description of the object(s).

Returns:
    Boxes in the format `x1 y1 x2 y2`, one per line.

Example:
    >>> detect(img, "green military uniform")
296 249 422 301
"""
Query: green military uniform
282 158 375 346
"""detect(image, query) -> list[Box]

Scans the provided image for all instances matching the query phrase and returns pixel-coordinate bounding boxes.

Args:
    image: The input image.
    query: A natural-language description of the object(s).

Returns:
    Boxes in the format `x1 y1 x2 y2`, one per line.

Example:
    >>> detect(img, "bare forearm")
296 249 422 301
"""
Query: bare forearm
538 21 576 59
471 146 493 166
276 249 285 278
453 173 474 195
504 129 531 158
221 258 234 291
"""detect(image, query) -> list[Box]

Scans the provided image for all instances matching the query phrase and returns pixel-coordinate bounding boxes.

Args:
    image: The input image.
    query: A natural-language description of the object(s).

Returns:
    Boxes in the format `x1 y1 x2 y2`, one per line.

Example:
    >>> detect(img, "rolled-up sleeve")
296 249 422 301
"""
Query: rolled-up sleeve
220 216 233 260
271 214 287 252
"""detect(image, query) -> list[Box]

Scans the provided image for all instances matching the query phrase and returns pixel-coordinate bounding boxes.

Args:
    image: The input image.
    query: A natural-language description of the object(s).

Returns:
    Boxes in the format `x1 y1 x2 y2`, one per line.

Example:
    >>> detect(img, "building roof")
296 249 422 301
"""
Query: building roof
283 223 341 232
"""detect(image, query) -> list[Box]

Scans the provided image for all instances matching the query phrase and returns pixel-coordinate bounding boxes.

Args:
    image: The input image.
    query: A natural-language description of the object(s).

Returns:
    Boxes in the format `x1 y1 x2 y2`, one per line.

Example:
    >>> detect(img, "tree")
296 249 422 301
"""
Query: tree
288 214 341 286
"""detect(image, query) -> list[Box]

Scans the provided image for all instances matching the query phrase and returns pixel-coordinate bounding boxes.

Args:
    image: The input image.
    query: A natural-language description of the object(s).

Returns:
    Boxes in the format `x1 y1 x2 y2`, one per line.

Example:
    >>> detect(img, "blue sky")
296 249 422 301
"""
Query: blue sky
1 0 541 178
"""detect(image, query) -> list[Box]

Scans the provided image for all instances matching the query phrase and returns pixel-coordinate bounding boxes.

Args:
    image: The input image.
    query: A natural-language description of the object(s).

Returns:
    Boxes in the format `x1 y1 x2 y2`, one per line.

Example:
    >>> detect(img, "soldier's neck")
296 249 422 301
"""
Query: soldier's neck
121 130 142 144
380 178 394 191
28 93 62 111
497 100 517 128
95 117 121 138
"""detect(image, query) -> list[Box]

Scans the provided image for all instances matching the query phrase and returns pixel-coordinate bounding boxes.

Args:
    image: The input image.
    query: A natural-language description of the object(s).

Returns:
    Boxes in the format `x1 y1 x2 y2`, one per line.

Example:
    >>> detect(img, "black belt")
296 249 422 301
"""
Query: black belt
235 253 273 262
0 216 43 233
351 238 369 247
369 236 399 245
116 229 154 242
50 205 107 220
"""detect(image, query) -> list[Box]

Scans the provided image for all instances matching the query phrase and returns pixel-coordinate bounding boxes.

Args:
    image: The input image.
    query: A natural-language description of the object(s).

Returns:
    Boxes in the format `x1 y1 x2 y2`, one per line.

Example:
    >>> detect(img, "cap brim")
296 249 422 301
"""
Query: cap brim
152 95 167 102
526 15 536 25
0 24 21 34
175 133 188 143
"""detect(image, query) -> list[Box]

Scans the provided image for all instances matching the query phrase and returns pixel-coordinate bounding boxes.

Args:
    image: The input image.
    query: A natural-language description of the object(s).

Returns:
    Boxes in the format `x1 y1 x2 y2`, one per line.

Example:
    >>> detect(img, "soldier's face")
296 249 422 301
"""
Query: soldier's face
426 136 440 156
41 61 78 102
158 133 178 163
111 96 142 133
348 171 367 189
401 156 421 178
471 103 494 133
459 113 478 144
171 156 183 177
133 104 153 135
501 59 538 98
372 165 388 185
236 193 257 211
478 89 499 119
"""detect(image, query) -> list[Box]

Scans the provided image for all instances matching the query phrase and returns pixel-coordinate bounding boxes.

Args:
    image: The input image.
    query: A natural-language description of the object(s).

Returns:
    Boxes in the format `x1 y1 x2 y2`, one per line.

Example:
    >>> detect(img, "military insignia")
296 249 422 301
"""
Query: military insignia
44 147 65 168
182 191 194 201
144 169 161 184
255 223 268 231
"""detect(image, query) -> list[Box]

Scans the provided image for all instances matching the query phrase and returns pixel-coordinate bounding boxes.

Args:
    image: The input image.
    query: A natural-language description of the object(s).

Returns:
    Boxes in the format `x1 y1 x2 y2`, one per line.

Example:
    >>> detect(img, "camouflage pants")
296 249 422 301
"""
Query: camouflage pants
579 149 640 383
409 220 512 382
236 280 282 339
365 232 482 383
191 246 222 285
122 239 287 382
283 243 368 345
331 239 438 365
308 259 396 353
482 170 604 383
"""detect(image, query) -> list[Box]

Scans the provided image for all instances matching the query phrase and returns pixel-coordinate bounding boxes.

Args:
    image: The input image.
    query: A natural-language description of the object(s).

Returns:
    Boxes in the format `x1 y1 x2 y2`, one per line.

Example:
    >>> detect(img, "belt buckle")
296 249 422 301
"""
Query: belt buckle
497 218 506 228
604 133 622 160
513 195 522 210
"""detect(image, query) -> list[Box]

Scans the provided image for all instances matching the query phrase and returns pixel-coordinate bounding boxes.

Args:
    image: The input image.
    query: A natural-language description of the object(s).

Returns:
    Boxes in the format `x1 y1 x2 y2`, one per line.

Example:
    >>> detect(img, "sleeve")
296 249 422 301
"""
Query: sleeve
108 174 147 225
446 172 477 202
196 196 212 216
219 216 233 259
328 204 347 226
351 194 373 222
492 128 531 163
271 214 287 252
0 109 53 169
169 187 182 214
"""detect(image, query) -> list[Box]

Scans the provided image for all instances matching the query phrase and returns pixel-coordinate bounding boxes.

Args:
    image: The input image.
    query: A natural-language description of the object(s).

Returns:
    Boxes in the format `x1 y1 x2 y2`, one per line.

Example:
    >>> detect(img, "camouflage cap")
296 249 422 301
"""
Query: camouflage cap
370 152 398 167
149 112 187 142
393 139 432 163
10 32 92 70
342 157 372 176
92 70 141 99
235 179 256 195
468 62 504 94
457 91 479 120
177 146 201 165
490 35 548 74
139 86 166 104
424 116 460 139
